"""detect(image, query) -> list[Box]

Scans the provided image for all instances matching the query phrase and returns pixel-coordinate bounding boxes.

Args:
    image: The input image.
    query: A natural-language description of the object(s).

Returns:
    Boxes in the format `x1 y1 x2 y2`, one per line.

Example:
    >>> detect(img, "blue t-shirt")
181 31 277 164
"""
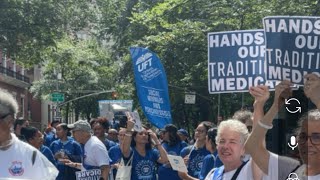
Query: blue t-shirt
126 147 160 180
40 145 56 166
44 133 57 147
198 151 222 180
109 144 122 179
181 146 210 178
104 139 117 151
50 137 83 180
109 144 122 165
158 141 188 180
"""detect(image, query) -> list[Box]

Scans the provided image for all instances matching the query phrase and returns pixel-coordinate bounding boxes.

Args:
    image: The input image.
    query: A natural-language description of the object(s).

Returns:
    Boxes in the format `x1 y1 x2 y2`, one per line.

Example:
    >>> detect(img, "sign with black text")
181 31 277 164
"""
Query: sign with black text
76 169 101 180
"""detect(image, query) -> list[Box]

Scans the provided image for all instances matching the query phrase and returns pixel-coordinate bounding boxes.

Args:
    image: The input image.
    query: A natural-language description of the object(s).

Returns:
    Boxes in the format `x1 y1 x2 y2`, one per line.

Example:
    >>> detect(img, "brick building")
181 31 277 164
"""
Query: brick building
0 49 48 129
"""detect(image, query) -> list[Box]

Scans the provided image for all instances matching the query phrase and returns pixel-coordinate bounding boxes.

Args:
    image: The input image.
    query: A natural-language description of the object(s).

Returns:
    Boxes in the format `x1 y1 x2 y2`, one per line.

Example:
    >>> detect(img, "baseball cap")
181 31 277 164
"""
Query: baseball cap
178 128 189 137
67 120 91 132
164 124 178 134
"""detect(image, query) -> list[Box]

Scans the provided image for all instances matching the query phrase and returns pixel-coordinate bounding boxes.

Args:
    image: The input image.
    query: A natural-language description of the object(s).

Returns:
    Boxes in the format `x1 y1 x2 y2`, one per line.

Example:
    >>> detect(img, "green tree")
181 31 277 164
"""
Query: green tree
0 0 97 66
30 37 123 121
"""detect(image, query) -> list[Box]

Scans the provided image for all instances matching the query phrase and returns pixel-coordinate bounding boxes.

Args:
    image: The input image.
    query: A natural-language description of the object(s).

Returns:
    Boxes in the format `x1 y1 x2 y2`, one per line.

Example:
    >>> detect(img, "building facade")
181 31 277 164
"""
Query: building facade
0 49 54 129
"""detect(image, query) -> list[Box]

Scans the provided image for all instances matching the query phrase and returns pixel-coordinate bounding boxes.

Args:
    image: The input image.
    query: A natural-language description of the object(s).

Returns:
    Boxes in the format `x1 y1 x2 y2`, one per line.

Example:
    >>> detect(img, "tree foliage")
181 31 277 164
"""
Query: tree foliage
97 0 320 129
0 0 97 66
30 37 122 121
8 0 320 128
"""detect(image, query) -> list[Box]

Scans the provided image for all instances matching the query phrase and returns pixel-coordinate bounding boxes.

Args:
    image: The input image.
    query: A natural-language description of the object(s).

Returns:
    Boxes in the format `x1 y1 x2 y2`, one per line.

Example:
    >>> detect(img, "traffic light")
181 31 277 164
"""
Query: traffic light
112 91 118 99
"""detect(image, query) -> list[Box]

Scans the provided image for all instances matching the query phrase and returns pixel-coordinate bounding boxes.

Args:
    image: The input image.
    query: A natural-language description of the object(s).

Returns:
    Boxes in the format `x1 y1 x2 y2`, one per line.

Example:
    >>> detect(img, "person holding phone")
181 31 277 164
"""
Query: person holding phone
120 113 169 180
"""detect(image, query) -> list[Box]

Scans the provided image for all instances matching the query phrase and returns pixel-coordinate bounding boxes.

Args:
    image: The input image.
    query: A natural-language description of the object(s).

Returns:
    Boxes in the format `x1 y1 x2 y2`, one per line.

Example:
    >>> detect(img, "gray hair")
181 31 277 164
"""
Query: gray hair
0 89 19 118
233 110 253 124
295 109 320 135
216 119 249 145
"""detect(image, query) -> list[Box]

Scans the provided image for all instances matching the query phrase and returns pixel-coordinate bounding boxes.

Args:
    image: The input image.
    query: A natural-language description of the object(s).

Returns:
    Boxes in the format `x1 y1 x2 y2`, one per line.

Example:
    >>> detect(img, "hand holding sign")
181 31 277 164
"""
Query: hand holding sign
131 111 143 132
304 73 320 108
125 112 135 131
273 80 292 110
249 85 270 107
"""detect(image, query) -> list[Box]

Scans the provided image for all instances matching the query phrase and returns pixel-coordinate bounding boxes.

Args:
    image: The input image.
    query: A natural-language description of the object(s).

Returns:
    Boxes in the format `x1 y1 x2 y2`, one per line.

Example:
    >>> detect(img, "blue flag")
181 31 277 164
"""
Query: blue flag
130 47 172 128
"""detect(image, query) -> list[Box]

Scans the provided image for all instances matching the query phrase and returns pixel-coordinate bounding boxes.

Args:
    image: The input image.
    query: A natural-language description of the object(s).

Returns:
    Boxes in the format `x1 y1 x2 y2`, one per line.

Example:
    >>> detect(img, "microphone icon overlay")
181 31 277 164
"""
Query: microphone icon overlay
288 135 298 150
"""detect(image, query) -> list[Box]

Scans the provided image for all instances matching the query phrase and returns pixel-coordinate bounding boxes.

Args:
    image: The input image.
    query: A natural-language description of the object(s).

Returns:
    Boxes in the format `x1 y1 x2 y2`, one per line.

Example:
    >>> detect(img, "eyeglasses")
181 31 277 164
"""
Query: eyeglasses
298 133 320 145
195 129 206 134
0 113 10 120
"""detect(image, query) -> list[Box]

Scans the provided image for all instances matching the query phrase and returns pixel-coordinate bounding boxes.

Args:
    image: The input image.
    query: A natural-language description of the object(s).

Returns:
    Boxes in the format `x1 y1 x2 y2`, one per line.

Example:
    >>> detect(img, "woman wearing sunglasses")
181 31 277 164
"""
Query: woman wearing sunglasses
245 73 320 180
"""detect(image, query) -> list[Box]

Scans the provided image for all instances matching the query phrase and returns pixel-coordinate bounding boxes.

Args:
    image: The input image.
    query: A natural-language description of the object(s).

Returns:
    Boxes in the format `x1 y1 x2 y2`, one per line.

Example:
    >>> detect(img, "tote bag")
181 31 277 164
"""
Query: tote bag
115 153 133 180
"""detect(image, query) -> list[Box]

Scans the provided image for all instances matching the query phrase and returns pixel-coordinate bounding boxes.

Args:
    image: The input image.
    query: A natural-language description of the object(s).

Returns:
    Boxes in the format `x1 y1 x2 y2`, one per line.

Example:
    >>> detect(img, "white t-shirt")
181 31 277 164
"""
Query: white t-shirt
0 134 58 180
82 136 110 170
205 159 254 180
267 152 320 180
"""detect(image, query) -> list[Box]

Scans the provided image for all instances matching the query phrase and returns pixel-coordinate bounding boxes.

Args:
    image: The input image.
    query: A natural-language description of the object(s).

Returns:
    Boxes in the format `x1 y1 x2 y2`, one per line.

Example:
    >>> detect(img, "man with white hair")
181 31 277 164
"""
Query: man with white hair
0 89 58 179
63 120 111 180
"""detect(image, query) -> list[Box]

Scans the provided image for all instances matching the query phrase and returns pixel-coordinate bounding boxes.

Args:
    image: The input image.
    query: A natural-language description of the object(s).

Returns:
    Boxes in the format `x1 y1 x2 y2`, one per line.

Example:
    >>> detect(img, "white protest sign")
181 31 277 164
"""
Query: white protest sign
167 155 188 173
131 111 143 132
75 169 101 180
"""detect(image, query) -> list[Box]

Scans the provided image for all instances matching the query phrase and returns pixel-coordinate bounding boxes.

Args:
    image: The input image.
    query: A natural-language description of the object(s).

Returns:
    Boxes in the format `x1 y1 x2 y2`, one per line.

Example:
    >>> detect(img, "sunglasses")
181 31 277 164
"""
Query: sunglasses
297 133 320 145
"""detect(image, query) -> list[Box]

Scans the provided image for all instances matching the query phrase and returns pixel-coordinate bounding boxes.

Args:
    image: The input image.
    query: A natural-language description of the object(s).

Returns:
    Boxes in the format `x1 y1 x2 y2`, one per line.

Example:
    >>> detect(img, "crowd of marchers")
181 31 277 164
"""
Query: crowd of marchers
0 73 319 180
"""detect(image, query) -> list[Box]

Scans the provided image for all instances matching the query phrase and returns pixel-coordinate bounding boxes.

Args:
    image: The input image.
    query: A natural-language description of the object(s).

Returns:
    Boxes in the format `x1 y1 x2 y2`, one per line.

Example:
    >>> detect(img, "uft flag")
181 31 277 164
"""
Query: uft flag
130 47 172 128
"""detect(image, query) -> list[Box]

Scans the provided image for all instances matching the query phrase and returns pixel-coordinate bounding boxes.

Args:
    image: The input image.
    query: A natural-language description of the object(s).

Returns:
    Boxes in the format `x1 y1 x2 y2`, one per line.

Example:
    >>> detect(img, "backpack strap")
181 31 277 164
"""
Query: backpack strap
31 150 37 165
230 160 248 180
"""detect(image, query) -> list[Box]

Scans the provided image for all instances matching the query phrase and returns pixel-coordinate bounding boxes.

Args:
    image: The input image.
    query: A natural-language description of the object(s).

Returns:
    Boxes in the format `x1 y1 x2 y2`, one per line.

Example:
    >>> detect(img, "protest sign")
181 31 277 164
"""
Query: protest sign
76 169 101 180
208 30 274 94
264 16 320 85
130 47 172 128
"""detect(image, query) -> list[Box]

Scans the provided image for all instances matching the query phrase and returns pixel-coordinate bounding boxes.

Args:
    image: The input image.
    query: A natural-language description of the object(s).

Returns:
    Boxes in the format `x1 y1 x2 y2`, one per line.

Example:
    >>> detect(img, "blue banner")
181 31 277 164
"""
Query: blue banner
264 16 320 85
208 30 274 94
130 47 172 128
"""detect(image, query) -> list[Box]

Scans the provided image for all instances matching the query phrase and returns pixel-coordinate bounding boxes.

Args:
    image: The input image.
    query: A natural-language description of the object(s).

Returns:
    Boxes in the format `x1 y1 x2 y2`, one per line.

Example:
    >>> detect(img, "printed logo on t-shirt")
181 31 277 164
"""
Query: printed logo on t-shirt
189 154 205 176
8 161 24 176
135 160 153 179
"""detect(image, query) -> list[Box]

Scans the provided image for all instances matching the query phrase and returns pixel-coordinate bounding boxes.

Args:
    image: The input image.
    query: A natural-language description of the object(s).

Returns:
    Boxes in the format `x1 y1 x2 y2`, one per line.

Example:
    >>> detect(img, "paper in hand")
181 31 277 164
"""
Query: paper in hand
167 155 188 173
131 111 143 132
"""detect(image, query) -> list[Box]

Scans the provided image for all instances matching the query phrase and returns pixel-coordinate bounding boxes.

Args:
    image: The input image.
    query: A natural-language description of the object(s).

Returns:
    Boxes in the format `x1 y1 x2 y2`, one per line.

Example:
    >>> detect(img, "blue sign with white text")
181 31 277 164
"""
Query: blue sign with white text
208 30 275 94
264 16 320 85
130 47 172 128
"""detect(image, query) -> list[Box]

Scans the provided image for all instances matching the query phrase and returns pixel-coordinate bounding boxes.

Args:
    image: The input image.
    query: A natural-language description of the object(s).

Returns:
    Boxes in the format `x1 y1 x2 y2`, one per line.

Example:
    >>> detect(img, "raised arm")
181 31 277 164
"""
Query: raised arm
304 73 320 109
245 80 292 174
148 130 169 164
120 113 134 158
249 85 270 180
